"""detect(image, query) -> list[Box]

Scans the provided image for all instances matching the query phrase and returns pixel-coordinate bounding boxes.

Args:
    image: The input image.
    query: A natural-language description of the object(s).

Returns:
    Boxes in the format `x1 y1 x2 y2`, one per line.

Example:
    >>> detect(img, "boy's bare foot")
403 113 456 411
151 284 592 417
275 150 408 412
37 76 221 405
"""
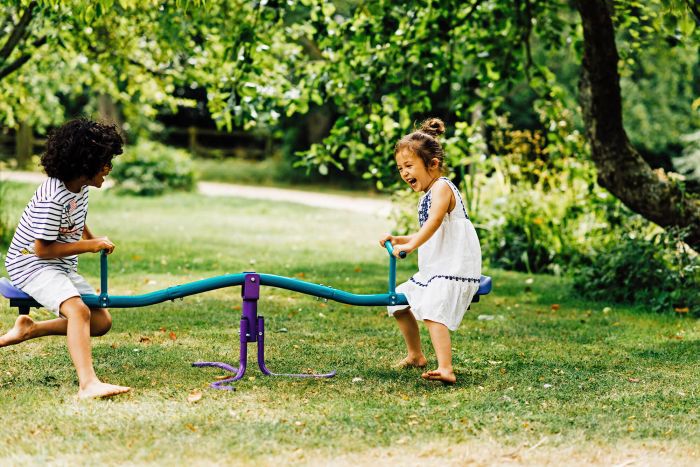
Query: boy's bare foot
78 381 131 400
395 355 428 369
0 315 34 347
421 368 457 385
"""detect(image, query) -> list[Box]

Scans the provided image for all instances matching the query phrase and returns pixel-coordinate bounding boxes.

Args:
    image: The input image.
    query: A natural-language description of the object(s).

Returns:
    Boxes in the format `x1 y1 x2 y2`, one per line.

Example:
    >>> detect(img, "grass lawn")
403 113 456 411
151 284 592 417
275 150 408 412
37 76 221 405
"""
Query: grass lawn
1 181 699 466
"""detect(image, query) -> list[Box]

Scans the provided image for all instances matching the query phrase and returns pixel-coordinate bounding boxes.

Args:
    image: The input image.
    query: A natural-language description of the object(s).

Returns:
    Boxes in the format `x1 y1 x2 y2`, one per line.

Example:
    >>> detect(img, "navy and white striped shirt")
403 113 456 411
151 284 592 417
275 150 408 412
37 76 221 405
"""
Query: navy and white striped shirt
4 178 89 288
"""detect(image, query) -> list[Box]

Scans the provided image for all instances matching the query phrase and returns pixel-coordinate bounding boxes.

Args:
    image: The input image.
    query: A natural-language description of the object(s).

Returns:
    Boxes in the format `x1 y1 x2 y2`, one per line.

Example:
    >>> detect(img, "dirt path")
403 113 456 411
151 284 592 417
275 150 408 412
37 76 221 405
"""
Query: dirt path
0 171 391 217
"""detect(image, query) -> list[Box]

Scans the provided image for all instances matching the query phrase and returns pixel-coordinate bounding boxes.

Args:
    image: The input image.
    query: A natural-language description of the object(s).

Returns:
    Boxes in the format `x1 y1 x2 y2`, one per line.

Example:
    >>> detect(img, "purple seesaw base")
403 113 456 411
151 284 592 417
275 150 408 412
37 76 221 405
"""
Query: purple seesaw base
192 273 336 390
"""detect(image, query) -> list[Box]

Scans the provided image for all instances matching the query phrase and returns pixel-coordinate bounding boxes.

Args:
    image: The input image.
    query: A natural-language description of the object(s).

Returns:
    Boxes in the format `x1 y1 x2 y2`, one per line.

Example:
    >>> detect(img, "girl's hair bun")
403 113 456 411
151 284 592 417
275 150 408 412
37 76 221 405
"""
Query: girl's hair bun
419 118 445 138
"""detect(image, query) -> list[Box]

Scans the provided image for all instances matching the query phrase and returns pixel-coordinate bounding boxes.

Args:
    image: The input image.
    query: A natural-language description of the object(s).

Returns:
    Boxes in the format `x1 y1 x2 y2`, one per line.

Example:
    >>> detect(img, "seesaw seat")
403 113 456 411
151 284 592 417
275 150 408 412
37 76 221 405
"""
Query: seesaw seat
0 278 39 314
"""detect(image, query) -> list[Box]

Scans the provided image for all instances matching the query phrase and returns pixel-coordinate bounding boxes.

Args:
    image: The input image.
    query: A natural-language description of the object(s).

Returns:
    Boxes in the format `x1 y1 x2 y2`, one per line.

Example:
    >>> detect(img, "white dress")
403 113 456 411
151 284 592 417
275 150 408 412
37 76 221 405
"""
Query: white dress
388 177 482 331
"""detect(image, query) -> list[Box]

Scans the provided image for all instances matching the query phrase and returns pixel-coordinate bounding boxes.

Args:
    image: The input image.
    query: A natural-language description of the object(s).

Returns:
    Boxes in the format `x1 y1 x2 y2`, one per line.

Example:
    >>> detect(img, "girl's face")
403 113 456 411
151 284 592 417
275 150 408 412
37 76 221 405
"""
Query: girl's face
395 150 440 192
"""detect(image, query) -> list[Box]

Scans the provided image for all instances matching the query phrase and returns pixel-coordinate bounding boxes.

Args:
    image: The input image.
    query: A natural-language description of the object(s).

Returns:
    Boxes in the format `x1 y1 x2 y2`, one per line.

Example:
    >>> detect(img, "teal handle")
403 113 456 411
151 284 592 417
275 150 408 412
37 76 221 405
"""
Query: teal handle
384 241 406 259
99 250 108 306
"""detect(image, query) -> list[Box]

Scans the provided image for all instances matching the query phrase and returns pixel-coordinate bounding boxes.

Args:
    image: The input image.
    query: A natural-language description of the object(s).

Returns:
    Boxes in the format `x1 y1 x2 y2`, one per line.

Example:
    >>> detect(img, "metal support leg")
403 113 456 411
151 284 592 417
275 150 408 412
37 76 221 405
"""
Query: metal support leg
192 317 249 390
194 272 335 389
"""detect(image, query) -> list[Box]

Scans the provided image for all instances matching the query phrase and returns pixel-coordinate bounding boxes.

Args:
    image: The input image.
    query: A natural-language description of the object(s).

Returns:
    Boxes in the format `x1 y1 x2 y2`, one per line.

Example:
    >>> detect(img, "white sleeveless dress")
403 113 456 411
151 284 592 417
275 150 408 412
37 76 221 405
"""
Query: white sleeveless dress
388 177 482 331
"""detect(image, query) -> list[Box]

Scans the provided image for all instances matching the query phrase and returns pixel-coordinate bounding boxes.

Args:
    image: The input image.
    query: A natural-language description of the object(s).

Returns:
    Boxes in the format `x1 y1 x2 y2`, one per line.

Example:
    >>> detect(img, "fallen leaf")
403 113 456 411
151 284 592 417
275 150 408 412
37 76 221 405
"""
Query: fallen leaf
551 304 560 311
628 377 640 383
354 266 362 273
295 272 306 278
185 423 197 432
674 307 689 313
139 336 151 344
169 331 177 341
215 375 230 381
187 390 202 403
159 327 166 333
232 305 241 311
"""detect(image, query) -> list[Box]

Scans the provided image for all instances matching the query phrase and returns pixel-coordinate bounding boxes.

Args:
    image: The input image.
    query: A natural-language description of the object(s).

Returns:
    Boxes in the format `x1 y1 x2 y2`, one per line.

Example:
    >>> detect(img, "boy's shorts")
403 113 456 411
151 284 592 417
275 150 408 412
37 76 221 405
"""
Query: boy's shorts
20 269 97 316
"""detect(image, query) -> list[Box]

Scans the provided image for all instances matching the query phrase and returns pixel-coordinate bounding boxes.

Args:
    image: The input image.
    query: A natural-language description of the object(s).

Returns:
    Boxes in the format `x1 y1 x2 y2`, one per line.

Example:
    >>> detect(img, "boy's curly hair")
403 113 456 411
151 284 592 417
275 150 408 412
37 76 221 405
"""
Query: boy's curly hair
41 118 124 182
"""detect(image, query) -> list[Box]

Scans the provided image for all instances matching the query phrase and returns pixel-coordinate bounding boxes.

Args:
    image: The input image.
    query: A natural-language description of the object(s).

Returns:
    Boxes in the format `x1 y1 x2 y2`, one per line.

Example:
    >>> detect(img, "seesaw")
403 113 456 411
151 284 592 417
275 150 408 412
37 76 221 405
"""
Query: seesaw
1 242 492 389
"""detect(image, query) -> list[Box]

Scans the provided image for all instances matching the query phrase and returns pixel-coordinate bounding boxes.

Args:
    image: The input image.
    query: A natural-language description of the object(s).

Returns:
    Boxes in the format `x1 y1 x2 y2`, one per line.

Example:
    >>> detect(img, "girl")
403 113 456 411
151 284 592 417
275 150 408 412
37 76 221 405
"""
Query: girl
1 118 130 399
380 118 482 384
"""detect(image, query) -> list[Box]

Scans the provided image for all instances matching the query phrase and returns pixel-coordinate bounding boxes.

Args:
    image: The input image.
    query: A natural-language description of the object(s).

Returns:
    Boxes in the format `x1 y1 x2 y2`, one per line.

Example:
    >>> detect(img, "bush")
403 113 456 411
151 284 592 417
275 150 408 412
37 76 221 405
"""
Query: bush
111 141 196 196
572 226 700 315
0 177 13 251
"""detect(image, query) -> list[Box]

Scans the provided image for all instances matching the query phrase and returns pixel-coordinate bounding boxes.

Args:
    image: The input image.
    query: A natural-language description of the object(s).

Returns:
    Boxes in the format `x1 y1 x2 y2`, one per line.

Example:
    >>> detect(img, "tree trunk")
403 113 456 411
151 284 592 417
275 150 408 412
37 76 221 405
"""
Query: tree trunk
15 121 32 168
575 0 700 251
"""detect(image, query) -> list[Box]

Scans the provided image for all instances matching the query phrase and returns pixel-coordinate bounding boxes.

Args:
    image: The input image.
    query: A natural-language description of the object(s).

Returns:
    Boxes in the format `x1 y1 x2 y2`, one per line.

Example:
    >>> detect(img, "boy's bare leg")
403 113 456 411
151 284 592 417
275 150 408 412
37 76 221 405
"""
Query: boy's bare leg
59 297 130 399
421 320 456 384
0 307 113 347
393 308 427 368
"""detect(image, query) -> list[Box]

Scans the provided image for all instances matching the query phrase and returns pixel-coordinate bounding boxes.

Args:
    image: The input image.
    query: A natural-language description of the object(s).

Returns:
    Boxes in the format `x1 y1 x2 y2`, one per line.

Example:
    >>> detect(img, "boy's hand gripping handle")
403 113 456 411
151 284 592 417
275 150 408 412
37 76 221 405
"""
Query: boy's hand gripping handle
384 240 407 259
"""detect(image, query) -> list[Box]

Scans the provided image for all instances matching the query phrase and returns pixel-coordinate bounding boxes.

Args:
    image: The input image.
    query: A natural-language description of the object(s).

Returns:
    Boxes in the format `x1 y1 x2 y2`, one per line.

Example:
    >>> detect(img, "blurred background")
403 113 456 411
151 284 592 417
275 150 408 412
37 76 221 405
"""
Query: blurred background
0 0 698 314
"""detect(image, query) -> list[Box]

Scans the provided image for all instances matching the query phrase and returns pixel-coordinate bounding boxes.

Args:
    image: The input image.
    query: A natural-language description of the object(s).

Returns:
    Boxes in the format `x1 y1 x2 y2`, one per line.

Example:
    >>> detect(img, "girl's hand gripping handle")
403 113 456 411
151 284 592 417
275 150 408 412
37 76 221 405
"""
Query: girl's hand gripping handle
384 240 407 259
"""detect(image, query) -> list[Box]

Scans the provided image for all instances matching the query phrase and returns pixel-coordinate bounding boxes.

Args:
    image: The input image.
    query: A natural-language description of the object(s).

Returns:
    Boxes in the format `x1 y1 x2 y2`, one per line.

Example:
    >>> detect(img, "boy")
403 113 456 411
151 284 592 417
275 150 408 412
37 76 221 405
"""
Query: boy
1 118 130 399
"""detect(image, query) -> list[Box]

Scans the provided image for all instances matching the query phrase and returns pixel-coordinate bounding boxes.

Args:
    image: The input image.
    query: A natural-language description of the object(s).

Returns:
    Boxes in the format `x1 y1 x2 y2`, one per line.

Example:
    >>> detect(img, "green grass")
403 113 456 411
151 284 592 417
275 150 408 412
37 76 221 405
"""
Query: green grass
1 181 699 465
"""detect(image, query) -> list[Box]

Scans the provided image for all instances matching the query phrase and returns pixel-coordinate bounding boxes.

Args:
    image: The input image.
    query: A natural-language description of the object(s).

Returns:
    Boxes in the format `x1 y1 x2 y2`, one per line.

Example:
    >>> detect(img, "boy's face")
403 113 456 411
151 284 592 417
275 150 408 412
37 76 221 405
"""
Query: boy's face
86 163 112 188
395 150 439 192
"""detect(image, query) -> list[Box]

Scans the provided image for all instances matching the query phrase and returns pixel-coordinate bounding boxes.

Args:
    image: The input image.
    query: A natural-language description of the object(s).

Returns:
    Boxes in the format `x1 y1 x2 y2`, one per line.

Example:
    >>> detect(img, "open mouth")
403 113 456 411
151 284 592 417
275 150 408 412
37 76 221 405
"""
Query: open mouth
408 178 417 187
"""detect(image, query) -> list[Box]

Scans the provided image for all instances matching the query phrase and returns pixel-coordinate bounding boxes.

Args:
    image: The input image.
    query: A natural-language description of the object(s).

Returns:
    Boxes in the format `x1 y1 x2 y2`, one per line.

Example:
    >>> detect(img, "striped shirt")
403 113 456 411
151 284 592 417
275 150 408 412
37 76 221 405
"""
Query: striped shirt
4 178 89 289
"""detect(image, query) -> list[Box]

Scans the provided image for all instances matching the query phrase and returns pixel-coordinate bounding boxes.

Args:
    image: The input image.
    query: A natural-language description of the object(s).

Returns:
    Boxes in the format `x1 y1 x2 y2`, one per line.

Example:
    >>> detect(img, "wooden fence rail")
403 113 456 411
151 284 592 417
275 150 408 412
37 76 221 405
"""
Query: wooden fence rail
0 124 273 166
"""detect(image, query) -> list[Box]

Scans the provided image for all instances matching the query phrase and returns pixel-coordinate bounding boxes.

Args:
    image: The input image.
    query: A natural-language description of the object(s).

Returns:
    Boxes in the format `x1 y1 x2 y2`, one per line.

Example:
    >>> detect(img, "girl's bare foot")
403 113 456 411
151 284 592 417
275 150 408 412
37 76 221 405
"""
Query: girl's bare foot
396 355 428 369
421 367 456 384
78 381 131 400
0 315 34 347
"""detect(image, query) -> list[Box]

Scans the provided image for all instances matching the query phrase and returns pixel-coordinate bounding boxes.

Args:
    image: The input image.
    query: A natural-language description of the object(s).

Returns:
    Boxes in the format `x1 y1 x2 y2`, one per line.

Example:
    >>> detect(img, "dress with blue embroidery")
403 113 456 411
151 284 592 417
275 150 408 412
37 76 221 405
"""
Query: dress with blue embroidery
388 177 482 331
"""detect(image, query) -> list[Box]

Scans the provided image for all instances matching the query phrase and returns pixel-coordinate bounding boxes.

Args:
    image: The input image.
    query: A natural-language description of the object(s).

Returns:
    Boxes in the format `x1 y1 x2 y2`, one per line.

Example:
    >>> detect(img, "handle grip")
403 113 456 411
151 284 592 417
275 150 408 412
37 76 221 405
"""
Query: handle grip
384 240 407 259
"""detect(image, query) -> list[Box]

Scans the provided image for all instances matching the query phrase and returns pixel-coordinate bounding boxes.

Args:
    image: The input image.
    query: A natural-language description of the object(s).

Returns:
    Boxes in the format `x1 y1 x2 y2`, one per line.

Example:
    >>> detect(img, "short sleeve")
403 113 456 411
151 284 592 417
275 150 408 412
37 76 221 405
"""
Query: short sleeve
29 199 63 241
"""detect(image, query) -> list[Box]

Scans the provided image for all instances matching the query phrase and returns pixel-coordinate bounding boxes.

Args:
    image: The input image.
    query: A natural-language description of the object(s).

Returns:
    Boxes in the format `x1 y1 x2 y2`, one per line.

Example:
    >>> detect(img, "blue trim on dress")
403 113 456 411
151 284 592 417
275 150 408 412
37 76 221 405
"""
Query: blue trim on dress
410 275 480 287
418 191 432 227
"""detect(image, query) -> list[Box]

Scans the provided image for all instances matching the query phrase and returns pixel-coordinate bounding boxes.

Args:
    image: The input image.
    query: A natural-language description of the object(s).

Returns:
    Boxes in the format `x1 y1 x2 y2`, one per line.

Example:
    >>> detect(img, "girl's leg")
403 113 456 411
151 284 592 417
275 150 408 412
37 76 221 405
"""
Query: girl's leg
422 320 456 384
0 307 113 347
393 308 427 368
59 297 130 399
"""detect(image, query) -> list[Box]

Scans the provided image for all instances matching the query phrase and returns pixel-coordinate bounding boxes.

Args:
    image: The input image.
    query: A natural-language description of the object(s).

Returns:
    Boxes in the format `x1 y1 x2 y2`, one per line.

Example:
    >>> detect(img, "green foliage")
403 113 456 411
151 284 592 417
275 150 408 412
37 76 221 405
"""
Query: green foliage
614 2 700 161
0 178 12 250
110 141 196 196
572 226 700 315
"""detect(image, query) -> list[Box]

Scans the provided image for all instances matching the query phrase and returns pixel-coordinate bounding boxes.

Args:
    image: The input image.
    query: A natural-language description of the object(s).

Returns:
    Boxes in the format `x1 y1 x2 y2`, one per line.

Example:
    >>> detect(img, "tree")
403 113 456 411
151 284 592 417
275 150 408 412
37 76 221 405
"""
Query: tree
574 0 700 249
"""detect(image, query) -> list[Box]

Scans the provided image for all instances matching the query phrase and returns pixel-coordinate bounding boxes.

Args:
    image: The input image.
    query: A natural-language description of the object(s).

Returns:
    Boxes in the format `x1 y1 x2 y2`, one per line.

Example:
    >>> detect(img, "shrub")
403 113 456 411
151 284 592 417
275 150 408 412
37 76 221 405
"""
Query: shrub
572 226 700 315
0 176 13 251
111 141 196 196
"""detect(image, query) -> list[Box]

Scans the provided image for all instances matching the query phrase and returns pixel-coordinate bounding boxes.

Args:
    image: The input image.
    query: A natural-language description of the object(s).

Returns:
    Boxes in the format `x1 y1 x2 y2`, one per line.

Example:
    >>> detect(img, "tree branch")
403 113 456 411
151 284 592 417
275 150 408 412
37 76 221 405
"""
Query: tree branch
0 35 46 81
0 1 38 62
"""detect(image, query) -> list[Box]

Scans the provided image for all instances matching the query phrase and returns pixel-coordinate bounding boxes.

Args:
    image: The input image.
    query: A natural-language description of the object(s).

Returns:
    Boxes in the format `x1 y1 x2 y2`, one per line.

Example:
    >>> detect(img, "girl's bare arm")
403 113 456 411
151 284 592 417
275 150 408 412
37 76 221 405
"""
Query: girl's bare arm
393 181 453 256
